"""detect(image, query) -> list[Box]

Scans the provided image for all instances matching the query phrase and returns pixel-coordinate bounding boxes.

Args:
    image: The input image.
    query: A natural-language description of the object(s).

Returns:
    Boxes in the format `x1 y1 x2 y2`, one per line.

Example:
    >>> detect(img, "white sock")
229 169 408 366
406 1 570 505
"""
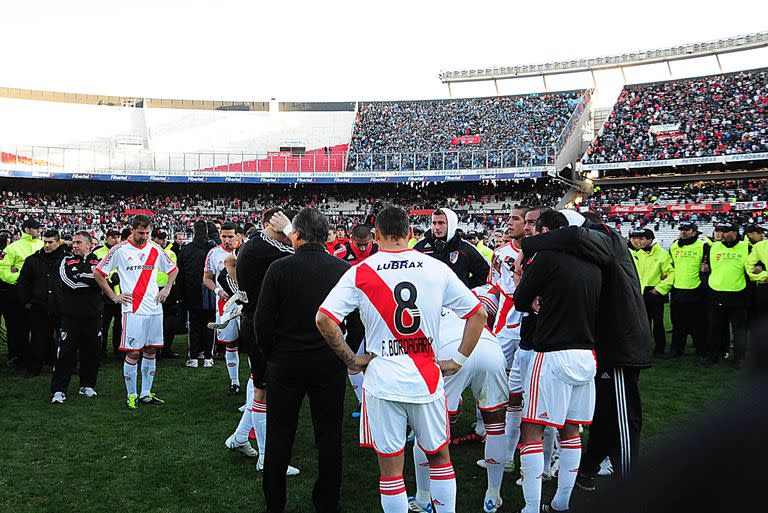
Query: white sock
123 355 138 396
251 398 267 455
484 421 506 499
520 441 544 513
139 352 156 397
225 347 240 385
412 444 432 507
379 476 407 512
506 403 522 463
543 426 558 474
429 463 457 513
347 370 364 403
234 378 255 444
551 436 582 511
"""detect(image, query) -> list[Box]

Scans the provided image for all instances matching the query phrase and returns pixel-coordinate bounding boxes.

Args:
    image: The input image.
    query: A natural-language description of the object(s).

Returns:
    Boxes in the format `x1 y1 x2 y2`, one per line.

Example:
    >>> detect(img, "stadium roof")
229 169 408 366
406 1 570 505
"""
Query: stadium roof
440 31 768 83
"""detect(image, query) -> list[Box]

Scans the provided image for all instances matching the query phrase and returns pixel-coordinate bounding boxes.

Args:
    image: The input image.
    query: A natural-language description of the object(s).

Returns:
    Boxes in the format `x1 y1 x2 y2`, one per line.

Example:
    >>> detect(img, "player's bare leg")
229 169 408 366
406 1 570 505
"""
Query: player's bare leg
378 453 408 513
506 392 523 467
424 446 457 513
519 421 546 513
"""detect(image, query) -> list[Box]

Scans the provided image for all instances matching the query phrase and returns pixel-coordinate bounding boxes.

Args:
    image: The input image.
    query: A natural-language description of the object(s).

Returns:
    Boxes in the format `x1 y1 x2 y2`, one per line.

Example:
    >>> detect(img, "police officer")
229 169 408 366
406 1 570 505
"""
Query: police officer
744 224 764 248
702 223 750 367
152 230 180 358
630 229 674 356
669 223 709 360
94 229 121 358
0 219 43 367
50 232 104 403
746 237 768 327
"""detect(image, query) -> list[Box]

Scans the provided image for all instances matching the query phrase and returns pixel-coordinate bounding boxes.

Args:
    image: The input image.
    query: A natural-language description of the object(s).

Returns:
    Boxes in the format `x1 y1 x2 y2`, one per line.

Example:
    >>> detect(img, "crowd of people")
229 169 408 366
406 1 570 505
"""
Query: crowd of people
585 68 768 164
0 180 570 241
348 92 586 170
2 184 762 513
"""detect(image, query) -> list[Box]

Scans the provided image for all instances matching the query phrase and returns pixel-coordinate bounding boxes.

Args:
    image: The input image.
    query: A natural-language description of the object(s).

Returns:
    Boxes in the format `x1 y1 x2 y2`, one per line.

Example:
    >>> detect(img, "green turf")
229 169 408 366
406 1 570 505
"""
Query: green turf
0 311 744 513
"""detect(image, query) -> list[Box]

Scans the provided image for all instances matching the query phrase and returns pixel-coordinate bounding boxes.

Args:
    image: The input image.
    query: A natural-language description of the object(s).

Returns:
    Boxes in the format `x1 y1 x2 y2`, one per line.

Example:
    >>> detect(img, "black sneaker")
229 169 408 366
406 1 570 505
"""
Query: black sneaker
227 384 241 396
575 472 596 491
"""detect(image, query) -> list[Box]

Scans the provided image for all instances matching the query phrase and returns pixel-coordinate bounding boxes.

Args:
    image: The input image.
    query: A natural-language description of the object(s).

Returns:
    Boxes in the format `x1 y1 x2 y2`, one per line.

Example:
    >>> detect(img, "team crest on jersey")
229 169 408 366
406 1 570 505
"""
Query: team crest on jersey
139 253 146 261
449 251 459 264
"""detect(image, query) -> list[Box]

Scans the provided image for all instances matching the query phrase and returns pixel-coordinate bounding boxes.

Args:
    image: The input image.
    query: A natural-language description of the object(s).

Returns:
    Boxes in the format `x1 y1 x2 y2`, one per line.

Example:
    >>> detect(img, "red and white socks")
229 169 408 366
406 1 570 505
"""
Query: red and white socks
379 475 407 512
139 351 156 397
233 376 254 444
520 441 544 513
484 421 506 502
124 354 139 396
505 402 523 464
225 346 240 386
551 436 582 511
251 398 267 455
429 463 457 513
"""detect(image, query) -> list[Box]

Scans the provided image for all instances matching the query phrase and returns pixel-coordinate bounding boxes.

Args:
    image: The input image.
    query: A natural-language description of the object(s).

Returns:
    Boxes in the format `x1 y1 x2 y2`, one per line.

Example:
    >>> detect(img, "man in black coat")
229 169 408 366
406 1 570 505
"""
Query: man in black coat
520 211 652 485
17 229 66 378
51 231 104 403
413 207 489 288
176 220 216 366
256 208 364 513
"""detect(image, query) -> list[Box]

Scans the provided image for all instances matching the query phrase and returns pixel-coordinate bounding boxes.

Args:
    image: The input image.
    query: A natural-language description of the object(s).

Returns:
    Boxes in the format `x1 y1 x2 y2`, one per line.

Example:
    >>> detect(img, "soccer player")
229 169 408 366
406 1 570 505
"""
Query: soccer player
334 224 378 265
94 215 178 410
316 206 488 513
514 210 601 513
203 221 241 395
409 300 508 513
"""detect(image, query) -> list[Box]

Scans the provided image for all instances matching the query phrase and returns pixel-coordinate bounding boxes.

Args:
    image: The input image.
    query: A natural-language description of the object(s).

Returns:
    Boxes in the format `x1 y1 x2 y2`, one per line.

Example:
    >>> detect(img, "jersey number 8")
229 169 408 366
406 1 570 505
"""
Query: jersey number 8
394 282 421 335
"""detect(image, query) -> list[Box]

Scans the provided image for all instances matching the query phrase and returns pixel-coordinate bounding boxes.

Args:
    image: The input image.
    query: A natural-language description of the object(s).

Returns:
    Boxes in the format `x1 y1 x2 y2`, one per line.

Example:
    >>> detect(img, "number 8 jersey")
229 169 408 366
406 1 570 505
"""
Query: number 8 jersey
319 248 482 404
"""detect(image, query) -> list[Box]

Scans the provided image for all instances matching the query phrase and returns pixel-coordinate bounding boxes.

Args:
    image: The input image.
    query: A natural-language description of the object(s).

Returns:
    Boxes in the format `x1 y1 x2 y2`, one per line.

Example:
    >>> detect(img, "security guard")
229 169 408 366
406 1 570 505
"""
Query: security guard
94 229 122 357
630 228 674 356
702 223 750 367
746 238 768 320
744 224 764 248
669 223 709 359
152 230 180 358
0 219 43 366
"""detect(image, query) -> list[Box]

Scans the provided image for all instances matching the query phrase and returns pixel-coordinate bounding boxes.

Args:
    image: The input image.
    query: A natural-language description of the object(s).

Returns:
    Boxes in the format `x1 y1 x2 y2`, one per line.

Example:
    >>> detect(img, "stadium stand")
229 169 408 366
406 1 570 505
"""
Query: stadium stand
584 68 768 164
348 91 587 170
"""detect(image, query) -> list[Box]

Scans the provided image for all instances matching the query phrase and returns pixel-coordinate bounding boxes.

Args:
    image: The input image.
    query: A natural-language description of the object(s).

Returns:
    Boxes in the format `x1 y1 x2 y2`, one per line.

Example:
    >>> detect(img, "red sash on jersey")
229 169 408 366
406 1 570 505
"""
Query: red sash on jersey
132 246 159 313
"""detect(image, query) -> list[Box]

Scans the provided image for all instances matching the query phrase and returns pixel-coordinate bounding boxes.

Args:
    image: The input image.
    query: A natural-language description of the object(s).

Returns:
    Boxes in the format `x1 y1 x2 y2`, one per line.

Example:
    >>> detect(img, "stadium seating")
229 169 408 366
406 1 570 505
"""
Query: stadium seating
584 68 768 164
348 91 587 171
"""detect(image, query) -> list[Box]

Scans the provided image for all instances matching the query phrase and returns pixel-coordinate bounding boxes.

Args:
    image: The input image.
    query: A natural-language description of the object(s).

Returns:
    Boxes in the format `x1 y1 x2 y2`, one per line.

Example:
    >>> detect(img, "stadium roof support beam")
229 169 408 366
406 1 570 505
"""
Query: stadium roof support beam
439 31 768 83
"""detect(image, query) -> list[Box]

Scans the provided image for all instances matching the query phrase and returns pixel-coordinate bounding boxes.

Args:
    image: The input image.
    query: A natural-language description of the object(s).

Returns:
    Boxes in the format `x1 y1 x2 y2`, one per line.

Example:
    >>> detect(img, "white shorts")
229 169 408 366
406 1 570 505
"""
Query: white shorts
445 338 508 415
360 392 449 456
496 324 521 369
120 312 164 352
215 297 240 344
523 349 597 428
508 347 534 397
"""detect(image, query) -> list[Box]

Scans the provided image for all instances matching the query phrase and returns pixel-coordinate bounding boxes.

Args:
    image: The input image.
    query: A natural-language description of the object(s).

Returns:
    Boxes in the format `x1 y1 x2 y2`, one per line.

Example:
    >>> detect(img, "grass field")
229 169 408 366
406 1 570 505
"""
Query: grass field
0 309 745 513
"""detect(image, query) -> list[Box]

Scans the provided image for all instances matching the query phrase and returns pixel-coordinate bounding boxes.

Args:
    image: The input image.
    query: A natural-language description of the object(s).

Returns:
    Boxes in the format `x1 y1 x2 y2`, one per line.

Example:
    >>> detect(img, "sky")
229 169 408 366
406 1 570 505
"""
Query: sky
0 0 766 104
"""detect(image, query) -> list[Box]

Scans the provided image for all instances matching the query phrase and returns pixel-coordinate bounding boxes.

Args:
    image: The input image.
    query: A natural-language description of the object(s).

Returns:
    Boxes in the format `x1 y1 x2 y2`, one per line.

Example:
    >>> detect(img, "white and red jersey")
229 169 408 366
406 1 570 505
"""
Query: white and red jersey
205 244 236 316
435 307 497 359
95 240 177 315
487 240 524 334
319 248 481 404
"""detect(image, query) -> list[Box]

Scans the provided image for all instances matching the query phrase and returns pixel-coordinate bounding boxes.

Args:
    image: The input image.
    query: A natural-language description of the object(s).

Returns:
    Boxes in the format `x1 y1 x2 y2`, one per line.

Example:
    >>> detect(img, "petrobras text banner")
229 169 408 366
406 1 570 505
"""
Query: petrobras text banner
582 152 768 170
0 167 549 184
450 135 481 145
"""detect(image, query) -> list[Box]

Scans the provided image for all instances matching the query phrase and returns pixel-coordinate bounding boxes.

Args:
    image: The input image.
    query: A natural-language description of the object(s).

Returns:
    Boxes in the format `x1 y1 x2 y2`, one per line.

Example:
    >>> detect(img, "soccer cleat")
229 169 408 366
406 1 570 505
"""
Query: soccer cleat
407 497 434 512
225 433 258 457
51 392 66 404
227 383 241 396
79 387 97 398
597 456 613 476
450 432 485 446
140 392 164 405
185 359 198 368
476 459 516 473
541 504 569 512
575 472 596 491
256 456 300 476
127 394 139 410
483 496 503 513
203 359 214 368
